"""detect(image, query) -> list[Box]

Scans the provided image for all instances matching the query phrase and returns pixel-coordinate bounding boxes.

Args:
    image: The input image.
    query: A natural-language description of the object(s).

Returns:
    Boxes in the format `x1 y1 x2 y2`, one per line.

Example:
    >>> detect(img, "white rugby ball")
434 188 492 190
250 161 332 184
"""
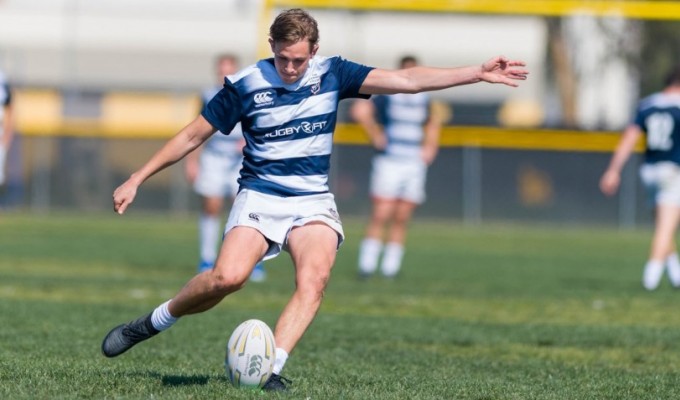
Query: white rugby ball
225 319 276 389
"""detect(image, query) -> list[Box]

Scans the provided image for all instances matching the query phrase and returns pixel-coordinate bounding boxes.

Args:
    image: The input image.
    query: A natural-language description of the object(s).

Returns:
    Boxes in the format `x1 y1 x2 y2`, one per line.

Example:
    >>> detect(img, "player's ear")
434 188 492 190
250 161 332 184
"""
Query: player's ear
310 44 319 57
268 38 275 53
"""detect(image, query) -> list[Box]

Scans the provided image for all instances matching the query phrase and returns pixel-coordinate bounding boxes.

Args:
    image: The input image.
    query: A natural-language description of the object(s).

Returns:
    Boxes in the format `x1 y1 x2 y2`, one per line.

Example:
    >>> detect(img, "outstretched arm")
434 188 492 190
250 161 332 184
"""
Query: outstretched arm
360 56 528 95
114 115 215 214
599 124 642 196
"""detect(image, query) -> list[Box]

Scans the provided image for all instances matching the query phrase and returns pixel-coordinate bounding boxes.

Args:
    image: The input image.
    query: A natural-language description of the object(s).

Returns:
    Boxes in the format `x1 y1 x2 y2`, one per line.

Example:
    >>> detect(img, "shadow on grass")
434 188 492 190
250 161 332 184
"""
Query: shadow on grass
161 374 212 386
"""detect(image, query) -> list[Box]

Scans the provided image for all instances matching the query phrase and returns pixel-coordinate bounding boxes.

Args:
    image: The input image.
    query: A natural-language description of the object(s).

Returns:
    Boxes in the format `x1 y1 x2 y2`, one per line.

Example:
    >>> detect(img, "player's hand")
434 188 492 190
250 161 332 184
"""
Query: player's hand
421 145 438 165
599 170 620 196
480 56 528 87
371 134 387 151
112 180 138 215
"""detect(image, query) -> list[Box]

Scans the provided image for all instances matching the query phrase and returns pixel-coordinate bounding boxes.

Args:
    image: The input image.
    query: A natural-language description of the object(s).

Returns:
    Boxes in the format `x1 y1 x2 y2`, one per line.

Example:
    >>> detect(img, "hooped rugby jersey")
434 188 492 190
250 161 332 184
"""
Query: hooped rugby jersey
0 71 11 136
200 86 244 158
202 56 373 196
373 92 431 159
634 92 680 165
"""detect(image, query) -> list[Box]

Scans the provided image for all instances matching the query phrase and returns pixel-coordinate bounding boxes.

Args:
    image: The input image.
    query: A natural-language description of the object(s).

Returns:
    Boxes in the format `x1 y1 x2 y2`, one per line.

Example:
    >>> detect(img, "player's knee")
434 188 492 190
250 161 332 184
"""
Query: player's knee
297 268 330 302
210 270 248 294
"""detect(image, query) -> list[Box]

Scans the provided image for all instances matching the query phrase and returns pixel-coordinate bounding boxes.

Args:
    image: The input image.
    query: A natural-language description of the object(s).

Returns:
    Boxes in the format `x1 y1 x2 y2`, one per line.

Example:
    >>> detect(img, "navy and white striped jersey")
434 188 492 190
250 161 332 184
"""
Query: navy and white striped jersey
0 71 11 136
635 92 680 165
202 55 373 197
373 93 431 159
200 86 244 158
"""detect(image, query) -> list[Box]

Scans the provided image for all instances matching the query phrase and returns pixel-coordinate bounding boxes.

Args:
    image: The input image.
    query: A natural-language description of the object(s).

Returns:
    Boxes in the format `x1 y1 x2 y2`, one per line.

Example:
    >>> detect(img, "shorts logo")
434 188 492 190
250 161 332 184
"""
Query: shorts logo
253 91 275 108
248 213 260 223
327 208 339 222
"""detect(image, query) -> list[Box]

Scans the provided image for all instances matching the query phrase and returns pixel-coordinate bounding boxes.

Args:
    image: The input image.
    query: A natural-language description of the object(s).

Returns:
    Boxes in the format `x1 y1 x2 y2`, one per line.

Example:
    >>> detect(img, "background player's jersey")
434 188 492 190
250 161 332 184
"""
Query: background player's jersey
202 55 373 197
373 93 431 159
0 71 11 137
200 86 243 157
635 92 680 165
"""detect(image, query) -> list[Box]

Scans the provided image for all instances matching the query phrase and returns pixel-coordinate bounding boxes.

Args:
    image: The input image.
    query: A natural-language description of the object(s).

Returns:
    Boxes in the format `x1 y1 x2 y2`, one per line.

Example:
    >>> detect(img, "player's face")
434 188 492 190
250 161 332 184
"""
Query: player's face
217 58 238 79
269 38 318 84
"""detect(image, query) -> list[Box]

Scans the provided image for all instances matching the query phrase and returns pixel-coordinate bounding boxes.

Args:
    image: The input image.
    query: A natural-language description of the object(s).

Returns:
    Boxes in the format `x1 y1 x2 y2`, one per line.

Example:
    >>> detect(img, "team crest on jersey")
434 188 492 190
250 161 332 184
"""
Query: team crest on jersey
253 91 275 108
309 75 321 95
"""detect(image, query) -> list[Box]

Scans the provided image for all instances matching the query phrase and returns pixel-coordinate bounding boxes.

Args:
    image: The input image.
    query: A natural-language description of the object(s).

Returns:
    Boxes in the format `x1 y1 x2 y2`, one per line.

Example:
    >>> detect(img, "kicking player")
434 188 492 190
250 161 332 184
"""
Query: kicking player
101 8 528 391
600 65 680 291
353 55 443 279
185 54 266 281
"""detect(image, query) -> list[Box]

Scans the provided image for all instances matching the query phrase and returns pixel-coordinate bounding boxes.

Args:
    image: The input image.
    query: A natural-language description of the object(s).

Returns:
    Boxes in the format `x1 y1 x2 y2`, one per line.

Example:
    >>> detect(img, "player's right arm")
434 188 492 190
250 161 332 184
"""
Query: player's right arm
113 115 216 214
350 99 386 150
599 124 642 196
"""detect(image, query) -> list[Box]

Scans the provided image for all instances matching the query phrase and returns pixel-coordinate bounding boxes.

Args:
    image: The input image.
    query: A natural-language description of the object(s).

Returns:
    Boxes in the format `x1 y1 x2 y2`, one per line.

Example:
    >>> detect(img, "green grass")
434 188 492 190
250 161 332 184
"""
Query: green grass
2 212 680 399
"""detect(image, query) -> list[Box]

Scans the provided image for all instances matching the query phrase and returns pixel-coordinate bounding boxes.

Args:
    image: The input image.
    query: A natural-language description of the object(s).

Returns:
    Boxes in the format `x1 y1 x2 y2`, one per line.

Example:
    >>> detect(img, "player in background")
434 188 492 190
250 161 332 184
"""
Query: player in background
352 55 444 279
0 69 14 190
600 65 680 290
101 8 528 391
185 54 266 281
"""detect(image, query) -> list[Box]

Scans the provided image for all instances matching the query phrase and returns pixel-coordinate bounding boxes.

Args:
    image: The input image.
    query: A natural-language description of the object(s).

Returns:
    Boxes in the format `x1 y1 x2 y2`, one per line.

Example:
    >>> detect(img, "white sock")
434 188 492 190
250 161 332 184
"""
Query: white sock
381 242 404 277
272 348 288 375
666 253 680 286
643 260 665 291
358 238 383 275
150 300 178 331
199 214 220 263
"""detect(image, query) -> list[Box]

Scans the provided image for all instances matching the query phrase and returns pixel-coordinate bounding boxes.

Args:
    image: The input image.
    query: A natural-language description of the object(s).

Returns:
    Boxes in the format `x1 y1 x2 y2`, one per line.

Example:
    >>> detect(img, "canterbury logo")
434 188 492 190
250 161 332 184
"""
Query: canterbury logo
253 91 274 106
248 355 263 376
248 213 260 223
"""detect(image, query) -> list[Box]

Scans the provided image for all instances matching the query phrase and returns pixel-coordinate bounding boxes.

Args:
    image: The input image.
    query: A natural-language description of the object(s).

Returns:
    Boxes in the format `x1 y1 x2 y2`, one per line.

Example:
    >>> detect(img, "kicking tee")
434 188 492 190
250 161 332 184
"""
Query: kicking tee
202 56 373 196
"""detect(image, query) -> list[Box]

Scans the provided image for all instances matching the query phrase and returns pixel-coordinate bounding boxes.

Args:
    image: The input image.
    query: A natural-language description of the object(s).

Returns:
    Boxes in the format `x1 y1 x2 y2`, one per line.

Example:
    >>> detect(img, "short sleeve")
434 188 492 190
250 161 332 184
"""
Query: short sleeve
201 79 242 135
332 57 374 100
633 104 646 130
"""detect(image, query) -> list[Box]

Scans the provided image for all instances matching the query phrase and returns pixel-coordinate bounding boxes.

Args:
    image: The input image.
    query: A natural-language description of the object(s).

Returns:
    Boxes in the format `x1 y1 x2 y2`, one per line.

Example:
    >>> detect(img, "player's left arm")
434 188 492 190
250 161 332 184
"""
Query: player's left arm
359 56 528 95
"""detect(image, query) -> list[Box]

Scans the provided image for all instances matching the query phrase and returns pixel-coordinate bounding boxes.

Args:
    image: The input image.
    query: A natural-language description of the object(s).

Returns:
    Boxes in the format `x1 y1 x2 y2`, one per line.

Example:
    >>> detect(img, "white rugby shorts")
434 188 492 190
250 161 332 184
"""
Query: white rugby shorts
224 189 345 260
640 161 680 207
193 150 242 198
370 155 427 204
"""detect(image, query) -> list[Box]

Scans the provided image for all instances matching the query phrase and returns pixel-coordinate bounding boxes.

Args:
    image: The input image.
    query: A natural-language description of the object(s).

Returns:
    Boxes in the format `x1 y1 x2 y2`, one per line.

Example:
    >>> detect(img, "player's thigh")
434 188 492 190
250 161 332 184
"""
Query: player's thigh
214 226 269 282
287 223 338 284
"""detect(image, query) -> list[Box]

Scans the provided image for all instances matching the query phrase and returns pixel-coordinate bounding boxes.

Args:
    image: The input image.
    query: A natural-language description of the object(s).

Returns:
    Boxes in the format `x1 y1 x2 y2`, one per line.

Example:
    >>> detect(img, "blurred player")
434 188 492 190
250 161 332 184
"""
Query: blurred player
101 8 528 391
600 65 680 290
0 69 14 189
185 54 266 281
352 55 443 278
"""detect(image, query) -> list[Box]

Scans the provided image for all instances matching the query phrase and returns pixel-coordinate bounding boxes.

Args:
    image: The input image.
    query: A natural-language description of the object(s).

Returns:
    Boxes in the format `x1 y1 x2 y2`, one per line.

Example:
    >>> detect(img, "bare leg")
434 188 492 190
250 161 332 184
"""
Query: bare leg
387 200 418 245
169 226 269 316
649 204 680 262
273 222 338 353
365 197 397 240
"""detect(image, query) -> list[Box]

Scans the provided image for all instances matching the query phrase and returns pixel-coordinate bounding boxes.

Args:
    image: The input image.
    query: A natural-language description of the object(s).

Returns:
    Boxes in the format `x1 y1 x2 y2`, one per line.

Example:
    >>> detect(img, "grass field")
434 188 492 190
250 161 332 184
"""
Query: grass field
2 212 680 399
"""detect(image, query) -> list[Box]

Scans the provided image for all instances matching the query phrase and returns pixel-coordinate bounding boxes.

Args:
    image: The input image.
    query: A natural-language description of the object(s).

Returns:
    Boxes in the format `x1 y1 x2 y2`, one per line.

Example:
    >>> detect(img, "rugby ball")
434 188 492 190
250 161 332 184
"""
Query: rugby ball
225 319 276 389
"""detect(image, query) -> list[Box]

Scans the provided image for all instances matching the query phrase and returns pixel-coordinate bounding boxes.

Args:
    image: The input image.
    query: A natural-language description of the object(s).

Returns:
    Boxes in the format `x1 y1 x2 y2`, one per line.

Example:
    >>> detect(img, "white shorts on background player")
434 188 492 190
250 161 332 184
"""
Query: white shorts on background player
639 161 680 207
193 150 242 198
370 155 427 204
225 189 344 260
